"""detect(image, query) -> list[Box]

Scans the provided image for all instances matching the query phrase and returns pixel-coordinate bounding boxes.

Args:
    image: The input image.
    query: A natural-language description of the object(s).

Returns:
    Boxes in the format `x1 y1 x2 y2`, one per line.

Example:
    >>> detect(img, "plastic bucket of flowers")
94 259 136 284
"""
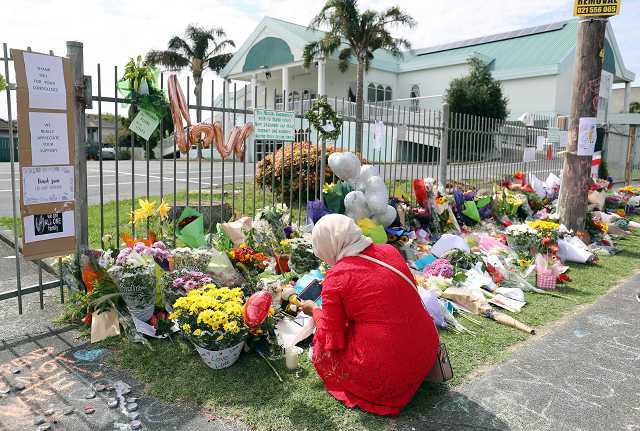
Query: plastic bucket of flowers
159 269 216 314
169 285 249 369
108 250 157 322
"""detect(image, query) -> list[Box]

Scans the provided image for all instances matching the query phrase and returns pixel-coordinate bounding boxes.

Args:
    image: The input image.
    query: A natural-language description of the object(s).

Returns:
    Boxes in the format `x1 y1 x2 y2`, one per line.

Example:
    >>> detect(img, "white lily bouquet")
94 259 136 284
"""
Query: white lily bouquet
505 224 538 252
107 249 157 321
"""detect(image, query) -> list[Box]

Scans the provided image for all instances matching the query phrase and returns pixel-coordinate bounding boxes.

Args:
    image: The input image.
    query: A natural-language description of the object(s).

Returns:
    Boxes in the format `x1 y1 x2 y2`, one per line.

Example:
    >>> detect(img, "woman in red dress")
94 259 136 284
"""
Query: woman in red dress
299 214 440 417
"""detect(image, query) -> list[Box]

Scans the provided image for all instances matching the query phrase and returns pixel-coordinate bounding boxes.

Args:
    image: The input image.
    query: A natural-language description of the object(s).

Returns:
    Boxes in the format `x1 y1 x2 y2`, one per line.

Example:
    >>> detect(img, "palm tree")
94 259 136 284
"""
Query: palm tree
302 0 416 154
146 24 235 123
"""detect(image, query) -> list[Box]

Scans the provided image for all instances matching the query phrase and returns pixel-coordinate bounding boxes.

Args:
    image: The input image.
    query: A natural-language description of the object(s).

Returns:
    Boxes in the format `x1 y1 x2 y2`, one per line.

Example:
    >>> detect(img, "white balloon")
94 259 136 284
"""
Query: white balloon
328 152 361 181
356 165 380 191
371 205 397 228
344 190 368 213
365 176 389 214
346 209 372 221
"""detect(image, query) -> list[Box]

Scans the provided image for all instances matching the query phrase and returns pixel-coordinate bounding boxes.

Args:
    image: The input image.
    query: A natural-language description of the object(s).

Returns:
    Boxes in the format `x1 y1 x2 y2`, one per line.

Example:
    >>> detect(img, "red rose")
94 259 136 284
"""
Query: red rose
523 184 534 192
502 221 513 227
559 274 570 282
590 184 597 191
549 244 560 253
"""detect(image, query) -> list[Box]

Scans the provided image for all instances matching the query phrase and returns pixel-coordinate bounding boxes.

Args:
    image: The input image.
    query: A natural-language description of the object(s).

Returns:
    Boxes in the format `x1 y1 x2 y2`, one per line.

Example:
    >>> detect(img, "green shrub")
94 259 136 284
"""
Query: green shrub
255 143 367 201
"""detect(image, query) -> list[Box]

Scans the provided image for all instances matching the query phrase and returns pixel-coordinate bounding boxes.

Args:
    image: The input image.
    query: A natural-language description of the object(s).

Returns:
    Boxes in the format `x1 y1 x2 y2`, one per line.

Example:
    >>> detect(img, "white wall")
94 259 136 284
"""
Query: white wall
396 64 469 99
554 59 574 117
501 74 558 120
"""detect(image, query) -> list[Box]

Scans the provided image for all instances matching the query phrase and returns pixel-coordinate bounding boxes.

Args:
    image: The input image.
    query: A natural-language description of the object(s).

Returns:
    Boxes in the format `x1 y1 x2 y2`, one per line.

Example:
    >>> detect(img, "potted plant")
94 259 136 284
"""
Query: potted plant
169 285 250 369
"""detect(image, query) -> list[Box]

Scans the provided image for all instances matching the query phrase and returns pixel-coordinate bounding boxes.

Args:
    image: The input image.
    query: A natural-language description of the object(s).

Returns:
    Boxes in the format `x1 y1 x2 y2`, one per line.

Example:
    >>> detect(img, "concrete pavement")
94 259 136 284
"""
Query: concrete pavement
408 273 640 431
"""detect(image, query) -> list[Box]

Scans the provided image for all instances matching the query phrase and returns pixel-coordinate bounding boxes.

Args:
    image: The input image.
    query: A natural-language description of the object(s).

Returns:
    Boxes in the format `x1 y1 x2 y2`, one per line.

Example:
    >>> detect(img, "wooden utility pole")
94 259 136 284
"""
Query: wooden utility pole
557 16 608 233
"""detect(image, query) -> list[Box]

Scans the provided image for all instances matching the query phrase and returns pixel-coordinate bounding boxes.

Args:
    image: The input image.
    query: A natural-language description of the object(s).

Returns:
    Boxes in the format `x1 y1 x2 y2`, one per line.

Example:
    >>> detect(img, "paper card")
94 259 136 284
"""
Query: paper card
23 52 67 110
577 117 597 156
559 130 568 148
488 294 525 313
129 109 160 140
397 124 407 141
374 120 384 149
523 147 536 162
28 112 70 165
131 315 179 338
548 127 560 143
22 166 74 205
536 136 544 151
321 121 335 132
24 210 74 243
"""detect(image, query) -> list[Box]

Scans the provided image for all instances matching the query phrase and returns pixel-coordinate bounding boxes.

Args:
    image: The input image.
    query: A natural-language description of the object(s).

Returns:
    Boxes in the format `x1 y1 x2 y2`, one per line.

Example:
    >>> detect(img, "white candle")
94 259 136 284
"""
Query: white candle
285 346 299 370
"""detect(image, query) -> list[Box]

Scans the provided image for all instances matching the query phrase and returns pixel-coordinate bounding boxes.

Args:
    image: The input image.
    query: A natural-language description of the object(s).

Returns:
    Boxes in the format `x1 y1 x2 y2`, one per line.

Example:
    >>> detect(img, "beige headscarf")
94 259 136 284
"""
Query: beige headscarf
311 214 373 266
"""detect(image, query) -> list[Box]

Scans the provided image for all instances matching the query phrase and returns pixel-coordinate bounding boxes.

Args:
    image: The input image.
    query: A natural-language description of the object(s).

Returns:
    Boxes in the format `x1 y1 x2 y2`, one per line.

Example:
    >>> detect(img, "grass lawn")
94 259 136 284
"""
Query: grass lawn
95 216 640 430
6 182 640 430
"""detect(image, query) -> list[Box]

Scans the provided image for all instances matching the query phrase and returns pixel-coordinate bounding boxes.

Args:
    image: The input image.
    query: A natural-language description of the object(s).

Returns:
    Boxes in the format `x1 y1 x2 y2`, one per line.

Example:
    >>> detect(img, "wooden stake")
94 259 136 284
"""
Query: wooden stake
557 16 608 233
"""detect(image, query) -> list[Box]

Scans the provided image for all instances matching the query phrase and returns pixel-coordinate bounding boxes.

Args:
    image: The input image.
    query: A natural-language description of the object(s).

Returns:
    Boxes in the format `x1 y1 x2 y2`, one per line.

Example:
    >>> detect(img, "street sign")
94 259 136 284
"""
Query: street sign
574 0 620 16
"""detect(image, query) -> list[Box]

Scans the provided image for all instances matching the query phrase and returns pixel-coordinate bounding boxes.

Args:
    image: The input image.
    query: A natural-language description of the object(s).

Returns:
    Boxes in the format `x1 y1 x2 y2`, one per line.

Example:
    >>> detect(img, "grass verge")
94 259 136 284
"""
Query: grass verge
96 217 640 431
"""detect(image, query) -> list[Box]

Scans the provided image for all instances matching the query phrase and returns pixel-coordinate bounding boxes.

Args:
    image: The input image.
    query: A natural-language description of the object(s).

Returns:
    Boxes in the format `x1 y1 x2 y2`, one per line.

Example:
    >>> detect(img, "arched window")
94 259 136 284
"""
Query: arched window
376 85 384 103
385 86 392 101
368 83 376 102
410 85 420 98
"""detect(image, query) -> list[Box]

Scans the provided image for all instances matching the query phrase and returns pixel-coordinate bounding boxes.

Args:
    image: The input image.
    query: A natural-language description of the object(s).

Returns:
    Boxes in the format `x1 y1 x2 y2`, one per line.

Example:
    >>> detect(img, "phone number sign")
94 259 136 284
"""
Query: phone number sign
574 0 620 16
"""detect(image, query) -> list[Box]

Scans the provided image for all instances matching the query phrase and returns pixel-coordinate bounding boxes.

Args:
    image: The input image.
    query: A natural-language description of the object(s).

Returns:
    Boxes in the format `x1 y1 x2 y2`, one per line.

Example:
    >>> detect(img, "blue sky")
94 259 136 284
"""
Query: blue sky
1 0 638 121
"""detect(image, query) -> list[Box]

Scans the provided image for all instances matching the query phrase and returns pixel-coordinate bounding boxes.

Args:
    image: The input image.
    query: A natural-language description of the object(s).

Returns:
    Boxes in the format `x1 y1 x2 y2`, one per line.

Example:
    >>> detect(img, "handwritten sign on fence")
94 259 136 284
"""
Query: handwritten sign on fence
253 109 295 141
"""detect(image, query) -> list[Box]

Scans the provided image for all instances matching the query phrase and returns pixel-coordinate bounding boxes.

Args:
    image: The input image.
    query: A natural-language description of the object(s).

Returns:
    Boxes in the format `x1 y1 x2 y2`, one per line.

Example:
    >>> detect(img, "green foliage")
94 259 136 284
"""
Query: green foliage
304 97 342 141
255 143 367 202
123 55 157 91
629 101 640 114
598 157 609 180
0 73 7 92
444 57 509 120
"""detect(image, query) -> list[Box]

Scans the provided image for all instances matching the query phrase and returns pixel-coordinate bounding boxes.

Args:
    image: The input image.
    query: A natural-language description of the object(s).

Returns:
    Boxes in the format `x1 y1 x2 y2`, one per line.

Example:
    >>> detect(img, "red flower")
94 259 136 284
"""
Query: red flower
549 244 560 253
502 221 513 227
558 274 570 282
590 184 597 191
523 184 534 193
502 181 511 187
550 254 558 263
542 236 552 245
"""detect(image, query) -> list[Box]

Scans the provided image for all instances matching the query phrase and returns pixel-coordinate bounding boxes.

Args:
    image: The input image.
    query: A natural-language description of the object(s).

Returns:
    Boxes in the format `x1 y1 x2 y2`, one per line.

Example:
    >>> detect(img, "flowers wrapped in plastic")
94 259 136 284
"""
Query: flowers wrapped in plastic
288 237 321 274
171 247 213 273
159 269 215 314
107 250 157 322
505 224 537 252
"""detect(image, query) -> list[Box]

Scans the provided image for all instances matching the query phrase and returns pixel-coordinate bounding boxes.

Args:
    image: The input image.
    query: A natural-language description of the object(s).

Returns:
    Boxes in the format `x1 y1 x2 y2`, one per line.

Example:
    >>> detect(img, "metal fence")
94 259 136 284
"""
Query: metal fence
0 41 582 314
604 124 640 184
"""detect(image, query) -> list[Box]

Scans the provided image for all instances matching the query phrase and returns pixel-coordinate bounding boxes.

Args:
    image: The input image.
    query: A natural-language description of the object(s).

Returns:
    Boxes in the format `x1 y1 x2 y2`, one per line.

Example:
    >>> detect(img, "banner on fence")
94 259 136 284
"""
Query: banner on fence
13 49 77 261
253 109 295 141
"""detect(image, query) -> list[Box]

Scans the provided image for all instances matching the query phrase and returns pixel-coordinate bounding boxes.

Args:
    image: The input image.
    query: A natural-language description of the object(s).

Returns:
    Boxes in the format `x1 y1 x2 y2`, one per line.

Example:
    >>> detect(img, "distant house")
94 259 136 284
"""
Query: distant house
85 114 117 146
0 118 18 162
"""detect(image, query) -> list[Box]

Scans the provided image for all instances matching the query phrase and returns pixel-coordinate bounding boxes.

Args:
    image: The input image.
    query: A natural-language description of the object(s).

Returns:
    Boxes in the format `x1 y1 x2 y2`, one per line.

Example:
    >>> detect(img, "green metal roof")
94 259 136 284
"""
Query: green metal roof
406 20 578 71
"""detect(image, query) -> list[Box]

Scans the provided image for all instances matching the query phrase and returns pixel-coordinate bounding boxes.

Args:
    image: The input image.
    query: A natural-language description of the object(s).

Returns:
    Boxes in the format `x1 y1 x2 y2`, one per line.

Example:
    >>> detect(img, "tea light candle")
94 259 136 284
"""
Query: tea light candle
285 346 299 370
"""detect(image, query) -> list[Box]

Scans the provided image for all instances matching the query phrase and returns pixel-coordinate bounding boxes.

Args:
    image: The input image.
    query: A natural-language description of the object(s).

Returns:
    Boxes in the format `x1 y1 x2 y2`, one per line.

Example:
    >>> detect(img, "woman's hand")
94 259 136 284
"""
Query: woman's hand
298 300 319 316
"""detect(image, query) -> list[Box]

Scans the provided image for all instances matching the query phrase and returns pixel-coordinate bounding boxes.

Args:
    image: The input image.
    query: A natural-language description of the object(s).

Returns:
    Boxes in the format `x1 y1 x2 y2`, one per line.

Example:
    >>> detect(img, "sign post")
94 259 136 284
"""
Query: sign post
13 49 77 261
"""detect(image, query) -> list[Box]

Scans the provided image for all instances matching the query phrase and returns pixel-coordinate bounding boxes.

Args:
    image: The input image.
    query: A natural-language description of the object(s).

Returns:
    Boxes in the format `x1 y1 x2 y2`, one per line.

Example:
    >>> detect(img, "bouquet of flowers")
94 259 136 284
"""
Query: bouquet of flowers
169 285 249 351
171 247 213 273
256 204 291 242
288 237 321 274
619 186 638 197
228 245 270 274
108 249 157 322
160 269 215 314
505 223 538 252
175 207 206 249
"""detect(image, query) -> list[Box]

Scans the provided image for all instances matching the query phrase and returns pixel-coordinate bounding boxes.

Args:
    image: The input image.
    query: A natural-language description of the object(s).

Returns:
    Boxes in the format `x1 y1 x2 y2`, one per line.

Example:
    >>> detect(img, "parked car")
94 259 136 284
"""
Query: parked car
101 147 117 160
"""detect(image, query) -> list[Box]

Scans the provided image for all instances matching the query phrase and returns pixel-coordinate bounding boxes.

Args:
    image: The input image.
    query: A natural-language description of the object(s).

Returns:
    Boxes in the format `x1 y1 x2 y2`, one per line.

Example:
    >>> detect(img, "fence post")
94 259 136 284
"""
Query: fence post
67 41 89 255
439 103 450 191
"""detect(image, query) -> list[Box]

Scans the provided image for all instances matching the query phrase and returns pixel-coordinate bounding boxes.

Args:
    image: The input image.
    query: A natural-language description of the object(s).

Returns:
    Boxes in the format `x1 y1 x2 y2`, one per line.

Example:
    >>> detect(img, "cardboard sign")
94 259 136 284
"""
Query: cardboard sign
574 0 620 16
13 49 77 261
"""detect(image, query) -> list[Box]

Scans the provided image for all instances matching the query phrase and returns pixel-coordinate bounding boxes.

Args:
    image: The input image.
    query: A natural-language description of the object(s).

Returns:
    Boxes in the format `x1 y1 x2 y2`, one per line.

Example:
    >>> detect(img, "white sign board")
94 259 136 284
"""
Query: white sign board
254 109 295 141
24 210 75 244
536 136 545 151
559 131 568 148
28 112 70 165
548 127 560 143
22 166 75 205
23 52 67 110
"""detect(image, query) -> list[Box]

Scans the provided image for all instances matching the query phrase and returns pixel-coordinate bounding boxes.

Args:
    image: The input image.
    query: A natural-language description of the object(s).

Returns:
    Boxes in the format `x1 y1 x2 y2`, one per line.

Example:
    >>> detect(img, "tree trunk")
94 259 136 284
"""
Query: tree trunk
355 58 364 155
557 17 607 234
